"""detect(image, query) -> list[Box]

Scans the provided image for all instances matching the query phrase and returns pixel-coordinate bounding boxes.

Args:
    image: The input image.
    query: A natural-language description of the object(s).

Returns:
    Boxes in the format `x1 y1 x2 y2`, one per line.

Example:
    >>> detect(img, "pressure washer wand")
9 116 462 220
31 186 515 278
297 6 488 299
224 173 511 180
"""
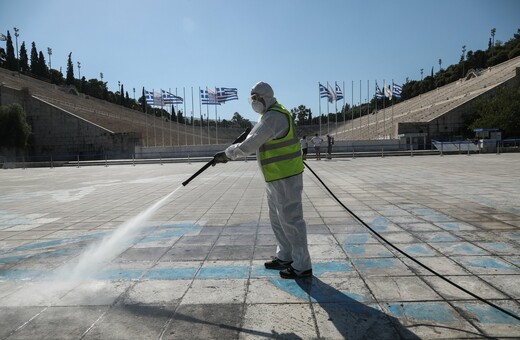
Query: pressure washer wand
181 127 251 187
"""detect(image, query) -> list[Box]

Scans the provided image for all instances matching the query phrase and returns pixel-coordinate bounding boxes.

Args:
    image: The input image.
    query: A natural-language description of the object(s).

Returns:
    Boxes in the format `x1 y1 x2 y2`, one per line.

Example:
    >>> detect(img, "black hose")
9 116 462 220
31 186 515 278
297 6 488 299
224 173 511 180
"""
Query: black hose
303 161 520 322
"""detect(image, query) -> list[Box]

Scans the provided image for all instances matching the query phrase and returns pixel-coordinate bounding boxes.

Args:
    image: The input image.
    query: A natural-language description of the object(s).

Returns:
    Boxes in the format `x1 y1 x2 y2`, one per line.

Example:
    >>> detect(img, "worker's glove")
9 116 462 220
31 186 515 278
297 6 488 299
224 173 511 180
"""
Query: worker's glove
212 151 230 166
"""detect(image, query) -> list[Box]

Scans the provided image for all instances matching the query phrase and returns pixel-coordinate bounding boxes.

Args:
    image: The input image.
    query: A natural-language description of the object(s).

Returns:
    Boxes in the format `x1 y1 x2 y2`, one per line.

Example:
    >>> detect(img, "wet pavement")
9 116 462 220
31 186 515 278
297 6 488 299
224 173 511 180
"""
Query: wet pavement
0 153 519 339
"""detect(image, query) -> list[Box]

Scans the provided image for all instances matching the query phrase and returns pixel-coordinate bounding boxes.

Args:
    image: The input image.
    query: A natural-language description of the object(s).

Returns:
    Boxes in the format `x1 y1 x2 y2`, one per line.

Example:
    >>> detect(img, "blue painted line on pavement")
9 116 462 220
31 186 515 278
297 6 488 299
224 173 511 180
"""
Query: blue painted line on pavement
457 257 518 271
480 242 512 252
352 258 400 271
312 260 354 276
385 302 459 323
401 244 436 256
270 279 308 300
145 267 199 280
95 269 144 280
430 233 460 242
197 265 249 279
343 233 372 244
436 222 463 230
0 269 44 281
461 303 520 324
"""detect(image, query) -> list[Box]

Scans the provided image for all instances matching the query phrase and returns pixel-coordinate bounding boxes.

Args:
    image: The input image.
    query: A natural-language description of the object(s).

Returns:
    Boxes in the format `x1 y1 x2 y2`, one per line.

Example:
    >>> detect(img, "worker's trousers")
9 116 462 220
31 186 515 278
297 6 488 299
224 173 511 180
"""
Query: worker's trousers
266 173 312 271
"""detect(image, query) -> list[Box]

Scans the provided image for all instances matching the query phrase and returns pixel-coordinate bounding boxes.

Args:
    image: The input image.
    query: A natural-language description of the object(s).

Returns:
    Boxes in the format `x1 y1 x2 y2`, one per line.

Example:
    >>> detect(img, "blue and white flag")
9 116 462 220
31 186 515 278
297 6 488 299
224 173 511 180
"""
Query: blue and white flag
162 90 183 104
200 88 221 105
335 83 344 101
392 83 402 99
144 90 155 105
319 83 335 103
319 83 329 99
0 33 6 42
375 82 384 99
216 87 238 102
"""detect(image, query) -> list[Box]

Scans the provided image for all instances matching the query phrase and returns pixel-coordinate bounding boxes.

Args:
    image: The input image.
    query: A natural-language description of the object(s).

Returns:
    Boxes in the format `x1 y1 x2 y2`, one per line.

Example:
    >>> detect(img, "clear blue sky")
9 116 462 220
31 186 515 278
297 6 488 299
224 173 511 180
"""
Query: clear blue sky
1 0 519 122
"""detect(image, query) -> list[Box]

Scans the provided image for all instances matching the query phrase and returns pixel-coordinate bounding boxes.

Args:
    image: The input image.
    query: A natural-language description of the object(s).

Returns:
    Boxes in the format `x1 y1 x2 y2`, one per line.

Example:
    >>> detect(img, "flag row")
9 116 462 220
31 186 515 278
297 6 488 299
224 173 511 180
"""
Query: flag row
375 82 402 100
144 87 239 107
319 82 344 103
320 81 403 103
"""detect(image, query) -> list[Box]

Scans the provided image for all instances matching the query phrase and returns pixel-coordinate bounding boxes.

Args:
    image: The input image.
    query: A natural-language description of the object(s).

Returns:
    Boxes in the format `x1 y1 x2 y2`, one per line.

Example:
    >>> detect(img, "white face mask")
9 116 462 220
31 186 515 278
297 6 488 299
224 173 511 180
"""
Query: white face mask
251 100 265 114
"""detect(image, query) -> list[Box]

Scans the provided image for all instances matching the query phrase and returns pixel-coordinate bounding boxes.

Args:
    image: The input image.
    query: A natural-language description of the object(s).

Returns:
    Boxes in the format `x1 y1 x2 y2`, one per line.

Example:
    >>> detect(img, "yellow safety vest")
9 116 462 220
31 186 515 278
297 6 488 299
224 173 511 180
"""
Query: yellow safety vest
259 102 304 182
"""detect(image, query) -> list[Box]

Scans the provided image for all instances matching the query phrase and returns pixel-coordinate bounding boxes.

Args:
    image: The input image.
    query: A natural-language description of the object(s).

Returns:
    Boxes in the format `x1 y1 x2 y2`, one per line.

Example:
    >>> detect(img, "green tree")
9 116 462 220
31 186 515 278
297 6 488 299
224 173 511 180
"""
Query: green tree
467 87 520 137
66 52 74 85
0 103 32 148
5 31 16 71
38 51 48 78
19 42 29 73
291 105 311 126
30 42 39 75
231 111 252 128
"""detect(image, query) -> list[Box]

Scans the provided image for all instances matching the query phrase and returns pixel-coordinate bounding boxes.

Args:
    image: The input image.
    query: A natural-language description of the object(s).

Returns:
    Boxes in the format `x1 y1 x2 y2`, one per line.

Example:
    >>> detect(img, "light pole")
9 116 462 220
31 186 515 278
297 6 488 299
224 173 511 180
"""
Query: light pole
47 47 52 69
77 61 81 91
13 27 19 75
491 28 496 57
461 45 466 78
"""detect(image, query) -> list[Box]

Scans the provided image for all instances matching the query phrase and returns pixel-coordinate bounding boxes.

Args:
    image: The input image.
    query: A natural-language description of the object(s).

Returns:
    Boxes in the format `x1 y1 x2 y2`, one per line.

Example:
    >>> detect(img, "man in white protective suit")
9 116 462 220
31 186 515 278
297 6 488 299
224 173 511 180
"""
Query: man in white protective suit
213 81 312 279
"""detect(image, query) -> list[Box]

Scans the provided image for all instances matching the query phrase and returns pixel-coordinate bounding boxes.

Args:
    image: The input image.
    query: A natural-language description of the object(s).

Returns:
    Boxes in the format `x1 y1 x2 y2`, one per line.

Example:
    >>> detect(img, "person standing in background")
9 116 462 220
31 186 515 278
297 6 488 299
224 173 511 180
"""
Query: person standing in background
300 136 308 160
311 133 323 160
326 134 334 159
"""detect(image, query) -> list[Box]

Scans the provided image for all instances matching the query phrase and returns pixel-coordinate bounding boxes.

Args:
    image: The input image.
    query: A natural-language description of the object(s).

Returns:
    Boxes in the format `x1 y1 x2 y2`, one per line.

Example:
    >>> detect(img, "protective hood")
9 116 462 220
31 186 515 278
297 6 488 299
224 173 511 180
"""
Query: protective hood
251 81 277 113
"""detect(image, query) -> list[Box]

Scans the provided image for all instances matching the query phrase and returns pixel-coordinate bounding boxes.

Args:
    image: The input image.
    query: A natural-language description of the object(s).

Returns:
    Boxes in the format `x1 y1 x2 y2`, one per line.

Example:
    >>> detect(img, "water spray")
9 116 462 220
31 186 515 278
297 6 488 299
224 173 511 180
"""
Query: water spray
52 128 251 283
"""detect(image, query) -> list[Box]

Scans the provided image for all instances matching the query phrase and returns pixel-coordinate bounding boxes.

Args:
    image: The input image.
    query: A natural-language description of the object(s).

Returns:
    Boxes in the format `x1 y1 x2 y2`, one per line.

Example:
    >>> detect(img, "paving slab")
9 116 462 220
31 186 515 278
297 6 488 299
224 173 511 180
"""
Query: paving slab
1 154 520 339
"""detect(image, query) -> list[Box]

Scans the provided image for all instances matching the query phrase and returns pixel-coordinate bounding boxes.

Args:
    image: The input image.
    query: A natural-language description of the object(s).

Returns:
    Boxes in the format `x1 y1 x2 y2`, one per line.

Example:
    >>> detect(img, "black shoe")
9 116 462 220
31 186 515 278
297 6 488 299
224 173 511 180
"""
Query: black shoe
264 257 293 270
279 265 313 279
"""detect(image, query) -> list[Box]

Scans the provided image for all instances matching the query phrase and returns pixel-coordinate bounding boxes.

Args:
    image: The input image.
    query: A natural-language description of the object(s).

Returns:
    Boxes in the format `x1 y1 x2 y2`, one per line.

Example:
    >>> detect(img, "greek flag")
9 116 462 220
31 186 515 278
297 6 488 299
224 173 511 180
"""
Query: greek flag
200 88 221 105
0 33 6 42
392 83 402 99
162 90 183 104
335 83 344 101
216 87 238 102
144 90 155 105
319 83 328 99
319 83 335 103
375 82 384 99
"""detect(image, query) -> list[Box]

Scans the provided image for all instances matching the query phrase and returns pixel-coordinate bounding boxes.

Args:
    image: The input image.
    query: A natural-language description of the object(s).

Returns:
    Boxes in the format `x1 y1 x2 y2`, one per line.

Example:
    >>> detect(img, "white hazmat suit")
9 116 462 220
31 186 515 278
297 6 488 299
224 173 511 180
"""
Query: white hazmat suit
225 82 312 274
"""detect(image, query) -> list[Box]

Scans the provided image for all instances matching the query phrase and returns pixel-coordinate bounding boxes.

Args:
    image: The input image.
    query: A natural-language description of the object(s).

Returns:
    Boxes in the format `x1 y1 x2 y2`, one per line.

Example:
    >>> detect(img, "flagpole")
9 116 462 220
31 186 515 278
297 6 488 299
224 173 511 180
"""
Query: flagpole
359 80 362 139
168 88 172 146
206 87 210 145
383 80 386 139
351 80 354 137
334 82 338 136
326 81 330 135
214 87 218 144
318 83 322 137
191 87 195 145
199 87 203 145
367 80 370 139
153 89 157 147
375 81 378 139
342 81 346 137
143 88 149 147
391 79 395 138
160 90 164 147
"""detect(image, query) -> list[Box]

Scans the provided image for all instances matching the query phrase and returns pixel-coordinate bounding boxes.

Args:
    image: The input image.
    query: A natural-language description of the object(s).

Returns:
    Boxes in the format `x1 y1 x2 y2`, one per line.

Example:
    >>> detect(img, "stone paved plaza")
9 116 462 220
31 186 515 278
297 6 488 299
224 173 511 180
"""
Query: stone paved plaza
1 154 519 339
